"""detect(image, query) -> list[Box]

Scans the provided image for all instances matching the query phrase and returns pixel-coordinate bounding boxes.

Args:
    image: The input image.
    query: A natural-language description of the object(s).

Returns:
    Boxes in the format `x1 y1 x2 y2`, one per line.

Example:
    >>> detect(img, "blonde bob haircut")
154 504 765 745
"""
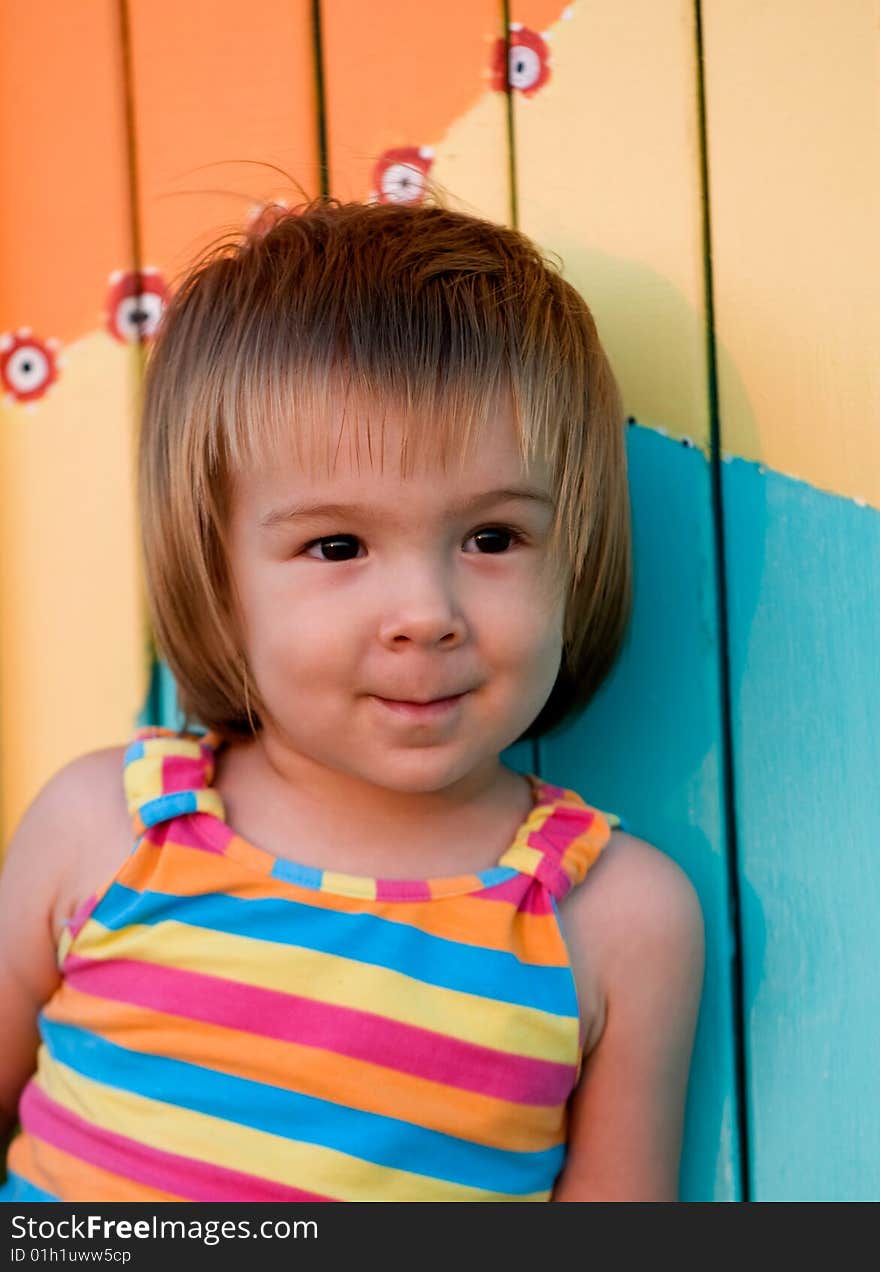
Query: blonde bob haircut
139 197 632 743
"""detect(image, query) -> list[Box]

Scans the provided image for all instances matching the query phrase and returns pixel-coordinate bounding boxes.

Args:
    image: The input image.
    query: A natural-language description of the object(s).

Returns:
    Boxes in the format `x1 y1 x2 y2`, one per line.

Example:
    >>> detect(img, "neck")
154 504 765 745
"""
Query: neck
213 732 534 877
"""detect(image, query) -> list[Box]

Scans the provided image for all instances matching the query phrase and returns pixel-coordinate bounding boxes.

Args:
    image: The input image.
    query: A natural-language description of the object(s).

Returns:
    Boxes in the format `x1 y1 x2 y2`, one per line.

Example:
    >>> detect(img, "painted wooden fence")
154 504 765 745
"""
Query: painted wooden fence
1 0 876 1201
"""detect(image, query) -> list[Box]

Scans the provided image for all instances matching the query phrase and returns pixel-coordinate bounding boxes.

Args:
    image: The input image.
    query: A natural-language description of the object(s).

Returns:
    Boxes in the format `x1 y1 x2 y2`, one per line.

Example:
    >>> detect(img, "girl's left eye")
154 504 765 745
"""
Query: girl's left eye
466 526 524 554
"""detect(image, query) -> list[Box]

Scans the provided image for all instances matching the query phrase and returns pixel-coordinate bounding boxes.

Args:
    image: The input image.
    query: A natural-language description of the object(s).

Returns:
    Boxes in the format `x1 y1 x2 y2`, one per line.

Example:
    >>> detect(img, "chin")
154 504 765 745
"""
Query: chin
358 749 482 795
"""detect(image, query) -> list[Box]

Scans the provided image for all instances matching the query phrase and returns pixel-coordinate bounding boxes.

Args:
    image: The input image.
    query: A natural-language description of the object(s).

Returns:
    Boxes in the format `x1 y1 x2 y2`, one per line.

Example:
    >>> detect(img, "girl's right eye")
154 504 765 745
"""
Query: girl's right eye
303 535 363 562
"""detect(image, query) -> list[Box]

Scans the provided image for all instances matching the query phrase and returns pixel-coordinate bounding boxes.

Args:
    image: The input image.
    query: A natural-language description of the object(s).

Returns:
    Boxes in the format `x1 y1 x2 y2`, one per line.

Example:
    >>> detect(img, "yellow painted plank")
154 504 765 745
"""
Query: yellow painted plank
511 0 710 445
702 0 879 506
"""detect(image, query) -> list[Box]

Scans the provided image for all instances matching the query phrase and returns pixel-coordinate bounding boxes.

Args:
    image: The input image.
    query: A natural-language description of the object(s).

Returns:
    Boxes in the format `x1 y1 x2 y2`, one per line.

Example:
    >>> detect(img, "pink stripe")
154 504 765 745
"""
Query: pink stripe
64 956 576 1106
146 814 229 855
534 855 573 900
475 874 553 913
376 878 431 901
161 754 208 796
20 1082 332 1203
528 805 597 858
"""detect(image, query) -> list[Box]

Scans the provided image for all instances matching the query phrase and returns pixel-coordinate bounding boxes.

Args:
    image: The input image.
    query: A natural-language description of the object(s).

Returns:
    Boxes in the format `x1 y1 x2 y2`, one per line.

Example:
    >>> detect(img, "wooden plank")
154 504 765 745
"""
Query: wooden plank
702 0 880 1200
0 0 144 839
510 0 741 1198
127 0 319 282
320 0 510 222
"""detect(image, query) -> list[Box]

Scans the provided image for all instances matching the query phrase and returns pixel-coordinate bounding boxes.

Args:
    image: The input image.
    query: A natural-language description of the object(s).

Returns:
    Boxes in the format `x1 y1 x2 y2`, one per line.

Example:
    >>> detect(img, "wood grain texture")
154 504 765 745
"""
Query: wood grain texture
701 0 879 507
722 468 880 1201
703 0 880 1200
0 0 144 840
126 0 319 278
320 0 510 221
511 0 711 446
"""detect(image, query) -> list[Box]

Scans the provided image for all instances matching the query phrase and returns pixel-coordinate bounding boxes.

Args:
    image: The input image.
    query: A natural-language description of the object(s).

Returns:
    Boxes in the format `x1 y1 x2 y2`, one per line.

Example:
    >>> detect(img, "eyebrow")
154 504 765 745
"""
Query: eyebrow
259 485 556 530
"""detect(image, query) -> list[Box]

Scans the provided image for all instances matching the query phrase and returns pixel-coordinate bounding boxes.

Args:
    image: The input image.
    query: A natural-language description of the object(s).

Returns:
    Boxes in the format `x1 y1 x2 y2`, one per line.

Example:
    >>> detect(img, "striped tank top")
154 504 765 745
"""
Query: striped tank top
2 726 619 1202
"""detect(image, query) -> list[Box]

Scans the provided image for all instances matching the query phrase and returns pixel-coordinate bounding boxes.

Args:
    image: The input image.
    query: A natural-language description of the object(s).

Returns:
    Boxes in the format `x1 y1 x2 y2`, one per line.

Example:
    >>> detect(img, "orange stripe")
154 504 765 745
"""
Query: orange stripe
116 835 570 962
47 984 566 1155
7 1131 182 1202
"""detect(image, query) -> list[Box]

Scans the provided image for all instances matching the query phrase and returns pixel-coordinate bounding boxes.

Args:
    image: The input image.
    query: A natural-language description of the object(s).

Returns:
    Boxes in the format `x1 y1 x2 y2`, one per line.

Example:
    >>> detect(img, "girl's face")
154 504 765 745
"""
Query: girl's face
227 397 565 795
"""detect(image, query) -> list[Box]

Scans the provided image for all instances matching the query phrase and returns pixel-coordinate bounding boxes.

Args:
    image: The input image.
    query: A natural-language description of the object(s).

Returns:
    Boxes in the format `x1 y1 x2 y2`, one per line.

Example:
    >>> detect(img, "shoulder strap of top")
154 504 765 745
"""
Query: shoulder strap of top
500 778 621 902
123 726 226 837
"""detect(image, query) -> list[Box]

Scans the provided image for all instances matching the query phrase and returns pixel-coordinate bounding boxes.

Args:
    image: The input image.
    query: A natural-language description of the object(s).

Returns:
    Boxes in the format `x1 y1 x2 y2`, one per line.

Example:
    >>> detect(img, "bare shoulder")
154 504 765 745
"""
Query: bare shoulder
582 829 703 941
558 829 705 1052
2 745 132 954
552 830 705 1200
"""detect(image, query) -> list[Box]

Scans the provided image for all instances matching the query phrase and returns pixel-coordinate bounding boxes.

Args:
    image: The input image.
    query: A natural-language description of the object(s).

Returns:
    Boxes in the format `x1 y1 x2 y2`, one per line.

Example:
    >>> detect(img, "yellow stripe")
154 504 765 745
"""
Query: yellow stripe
504 844 545 874
320 871 377 899
56 927 74 969
74 918 578 1063
140 738 205 760
36 1059 547 1201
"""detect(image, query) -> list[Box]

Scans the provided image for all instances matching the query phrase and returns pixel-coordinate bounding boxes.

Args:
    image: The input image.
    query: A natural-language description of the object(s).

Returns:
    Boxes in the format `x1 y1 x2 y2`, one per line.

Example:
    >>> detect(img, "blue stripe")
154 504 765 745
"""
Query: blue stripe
137 790 198 828
91 883 578 1017
0 1171 59 1202
42 1020 563 1196
477 866 517 888
270 858 324 890
123 739 146 764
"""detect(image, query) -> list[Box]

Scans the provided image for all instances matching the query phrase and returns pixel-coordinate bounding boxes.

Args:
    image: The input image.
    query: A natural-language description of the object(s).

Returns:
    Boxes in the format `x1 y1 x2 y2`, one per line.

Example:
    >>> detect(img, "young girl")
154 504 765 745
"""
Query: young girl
0 200 703 1203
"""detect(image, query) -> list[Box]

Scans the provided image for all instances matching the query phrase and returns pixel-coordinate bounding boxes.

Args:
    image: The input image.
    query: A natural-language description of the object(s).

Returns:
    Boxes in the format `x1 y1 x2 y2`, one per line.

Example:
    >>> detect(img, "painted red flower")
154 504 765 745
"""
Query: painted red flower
0 329 61 404
490 25 551 96
105 268 169 344
372 147 434 205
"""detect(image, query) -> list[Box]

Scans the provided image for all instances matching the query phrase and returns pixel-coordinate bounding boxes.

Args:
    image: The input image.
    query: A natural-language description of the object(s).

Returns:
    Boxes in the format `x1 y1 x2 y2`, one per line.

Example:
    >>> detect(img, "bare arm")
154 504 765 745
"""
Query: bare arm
0 748 126 1147
552 833 705 1201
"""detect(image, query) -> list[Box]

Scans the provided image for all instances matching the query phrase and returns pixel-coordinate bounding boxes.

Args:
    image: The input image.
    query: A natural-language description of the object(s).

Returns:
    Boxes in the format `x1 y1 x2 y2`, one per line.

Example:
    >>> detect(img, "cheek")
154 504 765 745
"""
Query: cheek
487 596 564 686
250 582 362 677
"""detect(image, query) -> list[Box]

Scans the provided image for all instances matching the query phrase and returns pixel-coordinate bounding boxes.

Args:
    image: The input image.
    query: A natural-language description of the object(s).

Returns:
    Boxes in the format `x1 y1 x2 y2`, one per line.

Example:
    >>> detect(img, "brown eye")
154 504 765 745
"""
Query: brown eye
469 527 521 554
306 535 363 562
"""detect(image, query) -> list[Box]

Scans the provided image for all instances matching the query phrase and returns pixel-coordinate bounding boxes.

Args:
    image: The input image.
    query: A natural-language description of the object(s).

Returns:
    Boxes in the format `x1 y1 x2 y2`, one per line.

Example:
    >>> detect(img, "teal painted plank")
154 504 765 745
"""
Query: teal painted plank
537 424 741 1201
723 459 880 1202
137 657 187 732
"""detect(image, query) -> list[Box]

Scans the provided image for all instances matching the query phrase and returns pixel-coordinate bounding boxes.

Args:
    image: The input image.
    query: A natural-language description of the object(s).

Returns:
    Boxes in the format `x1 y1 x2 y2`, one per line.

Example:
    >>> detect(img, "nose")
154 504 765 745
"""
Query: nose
377 558 468 649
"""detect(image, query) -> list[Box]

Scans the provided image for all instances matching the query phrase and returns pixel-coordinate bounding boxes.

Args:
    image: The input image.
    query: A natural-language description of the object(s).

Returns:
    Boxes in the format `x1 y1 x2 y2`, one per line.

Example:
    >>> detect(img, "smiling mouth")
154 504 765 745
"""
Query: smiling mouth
370 692 469 718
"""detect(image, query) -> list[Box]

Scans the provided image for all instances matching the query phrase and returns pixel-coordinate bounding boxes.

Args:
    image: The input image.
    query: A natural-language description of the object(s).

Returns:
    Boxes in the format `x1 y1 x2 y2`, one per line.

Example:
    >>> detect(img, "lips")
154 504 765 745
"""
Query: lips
372 690 470 705
369 690 470 720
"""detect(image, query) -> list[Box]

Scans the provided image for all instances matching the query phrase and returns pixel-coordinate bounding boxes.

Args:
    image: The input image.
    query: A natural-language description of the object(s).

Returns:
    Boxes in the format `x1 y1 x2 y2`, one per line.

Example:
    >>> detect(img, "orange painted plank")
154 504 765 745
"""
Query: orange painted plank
321 0 509 216
0 0 133 342
127 0 319 280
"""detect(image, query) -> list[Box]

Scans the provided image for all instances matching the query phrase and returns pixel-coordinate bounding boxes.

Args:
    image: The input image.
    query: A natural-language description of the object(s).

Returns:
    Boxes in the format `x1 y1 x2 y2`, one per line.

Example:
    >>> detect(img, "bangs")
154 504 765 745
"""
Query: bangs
219 357 525 483
198 244 565 486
